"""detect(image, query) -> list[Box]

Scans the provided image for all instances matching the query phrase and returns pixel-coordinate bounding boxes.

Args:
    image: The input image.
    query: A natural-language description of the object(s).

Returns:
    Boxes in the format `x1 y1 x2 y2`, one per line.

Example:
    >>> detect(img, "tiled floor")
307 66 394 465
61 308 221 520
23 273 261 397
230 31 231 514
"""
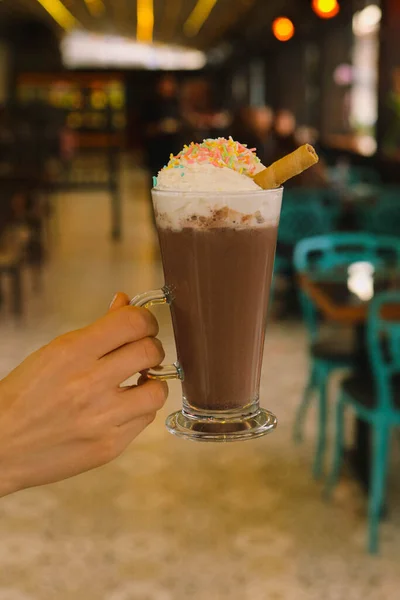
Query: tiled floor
0 165 399 599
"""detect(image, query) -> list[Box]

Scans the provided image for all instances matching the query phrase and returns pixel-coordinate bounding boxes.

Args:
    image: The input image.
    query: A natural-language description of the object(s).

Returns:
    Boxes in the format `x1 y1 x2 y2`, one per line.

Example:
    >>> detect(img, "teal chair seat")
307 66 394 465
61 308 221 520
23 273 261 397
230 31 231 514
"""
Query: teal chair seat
275 191 335 275
326 291 400 554
293 233 400 480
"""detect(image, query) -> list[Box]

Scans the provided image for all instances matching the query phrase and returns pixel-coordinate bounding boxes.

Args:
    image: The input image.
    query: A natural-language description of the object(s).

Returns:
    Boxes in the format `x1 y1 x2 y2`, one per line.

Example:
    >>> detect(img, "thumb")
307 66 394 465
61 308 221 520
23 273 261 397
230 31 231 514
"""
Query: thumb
108 292 131 312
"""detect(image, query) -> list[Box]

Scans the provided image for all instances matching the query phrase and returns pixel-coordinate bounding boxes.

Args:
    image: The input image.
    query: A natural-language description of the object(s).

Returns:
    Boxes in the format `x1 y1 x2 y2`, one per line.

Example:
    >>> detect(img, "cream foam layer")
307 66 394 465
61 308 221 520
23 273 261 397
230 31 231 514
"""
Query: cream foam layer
153 189 283 231
156 163 264 192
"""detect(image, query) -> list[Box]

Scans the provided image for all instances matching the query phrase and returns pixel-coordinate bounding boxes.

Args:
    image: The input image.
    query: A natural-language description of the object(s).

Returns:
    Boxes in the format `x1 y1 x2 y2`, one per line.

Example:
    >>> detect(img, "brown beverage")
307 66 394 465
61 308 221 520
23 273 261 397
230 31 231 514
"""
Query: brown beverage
153 189 282 418
158 224 278 411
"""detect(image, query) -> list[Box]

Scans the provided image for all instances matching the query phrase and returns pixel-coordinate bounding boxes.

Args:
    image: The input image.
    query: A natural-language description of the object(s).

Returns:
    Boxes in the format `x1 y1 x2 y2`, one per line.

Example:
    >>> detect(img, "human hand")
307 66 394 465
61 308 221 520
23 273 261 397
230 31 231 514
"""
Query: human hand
0 292 167 496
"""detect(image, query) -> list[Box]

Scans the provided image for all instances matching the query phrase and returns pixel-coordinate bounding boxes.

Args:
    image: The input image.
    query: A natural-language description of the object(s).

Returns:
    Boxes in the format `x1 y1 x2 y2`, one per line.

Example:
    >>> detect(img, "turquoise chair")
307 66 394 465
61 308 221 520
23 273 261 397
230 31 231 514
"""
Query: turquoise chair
348 166 381 186
358 191 400 237
275 192 334 275
293 233 400 478
328 165 381 187
325 291 400 553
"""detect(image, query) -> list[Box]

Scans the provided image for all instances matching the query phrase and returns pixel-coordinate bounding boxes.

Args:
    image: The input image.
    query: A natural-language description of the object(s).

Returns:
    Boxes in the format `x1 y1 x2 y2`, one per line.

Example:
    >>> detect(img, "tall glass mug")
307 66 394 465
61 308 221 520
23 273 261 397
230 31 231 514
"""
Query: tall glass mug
130 187 283 442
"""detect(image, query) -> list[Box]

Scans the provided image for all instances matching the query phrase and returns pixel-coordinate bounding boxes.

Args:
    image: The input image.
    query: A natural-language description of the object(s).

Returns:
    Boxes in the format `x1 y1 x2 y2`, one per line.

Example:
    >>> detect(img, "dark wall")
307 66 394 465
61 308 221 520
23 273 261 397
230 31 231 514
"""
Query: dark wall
266 40 307 122
14 21 62 71
0 19 62 100
319 19 353 140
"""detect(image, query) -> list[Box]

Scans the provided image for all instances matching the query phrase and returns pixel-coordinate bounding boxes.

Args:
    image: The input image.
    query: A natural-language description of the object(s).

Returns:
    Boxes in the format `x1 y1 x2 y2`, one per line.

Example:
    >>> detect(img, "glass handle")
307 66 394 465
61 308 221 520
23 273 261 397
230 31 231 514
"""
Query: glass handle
129 287 183 381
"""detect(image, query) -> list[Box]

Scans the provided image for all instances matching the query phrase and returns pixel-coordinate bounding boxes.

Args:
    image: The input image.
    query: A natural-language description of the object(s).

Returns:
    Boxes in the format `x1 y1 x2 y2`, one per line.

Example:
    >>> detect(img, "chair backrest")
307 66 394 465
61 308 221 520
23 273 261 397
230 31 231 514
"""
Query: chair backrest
293 233 400 342
294 232 400 272
348 166 381 186
367 292 400 413
282 188 323 203
278 194 333 246
284 187 340 205
358 191 400 237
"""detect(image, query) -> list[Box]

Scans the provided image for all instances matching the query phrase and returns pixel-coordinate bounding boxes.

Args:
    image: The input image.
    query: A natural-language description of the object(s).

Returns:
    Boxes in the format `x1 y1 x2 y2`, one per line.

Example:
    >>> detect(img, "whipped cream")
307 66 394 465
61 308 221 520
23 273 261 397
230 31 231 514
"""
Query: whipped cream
152 138 281 231
156 162 262 192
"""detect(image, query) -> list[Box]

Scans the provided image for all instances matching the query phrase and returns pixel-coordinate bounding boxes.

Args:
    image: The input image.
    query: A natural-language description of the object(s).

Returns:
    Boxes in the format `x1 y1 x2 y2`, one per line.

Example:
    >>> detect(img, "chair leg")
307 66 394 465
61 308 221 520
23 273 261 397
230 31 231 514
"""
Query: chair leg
368 424 390 554
325 394 345 498
293 362 317 444
313 366 329 479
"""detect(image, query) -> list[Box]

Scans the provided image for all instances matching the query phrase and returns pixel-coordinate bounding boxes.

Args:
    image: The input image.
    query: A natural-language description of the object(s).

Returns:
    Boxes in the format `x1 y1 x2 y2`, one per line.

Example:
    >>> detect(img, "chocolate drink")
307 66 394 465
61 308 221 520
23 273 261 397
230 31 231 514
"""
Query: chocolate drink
157 222 278 412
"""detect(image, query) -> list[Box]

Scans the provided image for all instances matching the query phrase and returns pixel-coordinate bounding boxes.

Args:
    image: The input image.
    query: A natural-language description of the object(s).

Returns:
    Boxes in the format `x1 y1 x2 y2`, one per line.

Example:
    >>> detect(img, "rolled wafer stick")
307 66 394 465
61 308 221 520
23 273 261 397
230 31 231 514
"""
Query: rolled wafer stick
253 144 319 189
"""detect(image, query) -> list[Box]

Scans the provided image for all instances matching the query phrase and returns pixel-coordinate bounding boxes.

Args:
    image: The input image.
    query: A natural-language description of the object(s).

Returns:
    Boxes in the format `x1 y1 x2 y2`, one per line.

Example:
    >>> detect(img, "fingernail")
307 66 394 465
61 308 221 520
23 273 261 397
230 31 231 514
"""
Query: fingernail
109 293 118 309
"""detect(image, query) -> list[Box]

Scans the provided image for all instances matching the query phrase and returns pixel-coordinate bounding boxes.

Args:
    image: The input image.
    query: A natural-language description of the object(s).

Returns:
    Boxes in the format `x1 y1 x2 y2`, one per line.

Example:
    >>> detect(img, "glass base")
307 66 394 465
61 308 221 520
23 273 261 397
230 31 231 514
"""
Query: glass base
165 408 277 442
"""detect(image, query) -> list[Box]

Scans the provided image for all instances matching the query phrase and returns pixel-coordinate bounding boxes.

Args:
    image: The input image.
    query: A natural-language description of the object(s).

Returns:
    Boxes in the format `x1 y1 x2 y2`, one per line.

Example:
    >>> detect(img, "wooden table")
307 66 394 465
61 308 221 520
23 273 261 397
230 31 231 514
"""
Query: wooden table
299 266 400 491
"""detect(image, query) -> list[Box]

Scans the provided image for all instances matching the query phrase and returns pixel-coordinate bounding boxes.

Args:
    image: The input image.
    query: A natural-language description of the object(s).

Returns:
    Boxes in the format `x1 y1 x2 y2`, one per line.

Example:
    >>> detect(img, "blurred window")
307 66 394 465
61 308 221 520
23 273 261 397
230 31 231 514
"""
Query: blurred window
321 3 380 156
350 4 381 155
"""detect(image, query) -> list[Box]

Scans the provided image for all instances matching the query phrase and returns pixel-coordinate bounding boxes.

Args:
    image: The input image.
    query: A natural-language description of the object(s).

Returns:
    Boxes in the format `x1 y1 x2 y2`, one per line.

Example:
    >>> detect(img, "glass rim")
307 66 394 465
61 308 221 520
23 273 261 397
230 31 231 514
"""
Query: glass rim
151 187 283 196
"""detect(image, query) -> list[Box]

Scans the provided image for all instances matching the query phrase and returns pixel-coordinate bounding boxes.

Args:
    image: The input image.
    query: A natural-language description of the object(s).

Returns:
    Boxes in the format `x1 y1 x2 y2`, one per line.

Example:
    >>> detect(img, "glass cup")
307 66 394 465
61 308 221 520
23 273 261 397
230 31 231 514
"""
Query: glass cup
130 187 283 442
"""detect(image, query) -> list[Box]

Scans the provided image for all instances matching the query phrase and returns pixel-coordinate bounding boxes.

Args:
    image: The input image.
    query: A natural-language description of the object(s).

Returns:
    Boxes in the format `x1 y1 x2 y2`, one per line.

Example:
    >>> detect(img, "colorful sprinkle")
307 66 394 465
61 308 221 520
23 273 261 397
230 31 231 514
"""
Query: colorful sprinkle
152 176 158 187
162 138 261 176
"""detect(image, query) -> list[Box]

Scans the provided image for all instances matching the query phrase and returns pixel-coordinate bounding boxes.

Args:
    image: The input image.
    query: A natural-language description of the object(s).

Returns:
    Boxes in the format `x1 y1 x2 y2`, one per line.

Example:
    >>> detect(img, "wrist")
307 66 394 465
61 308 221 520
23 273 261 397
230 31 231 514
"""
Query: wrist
0 385 24 497
0 450 22 498
0 470 20 498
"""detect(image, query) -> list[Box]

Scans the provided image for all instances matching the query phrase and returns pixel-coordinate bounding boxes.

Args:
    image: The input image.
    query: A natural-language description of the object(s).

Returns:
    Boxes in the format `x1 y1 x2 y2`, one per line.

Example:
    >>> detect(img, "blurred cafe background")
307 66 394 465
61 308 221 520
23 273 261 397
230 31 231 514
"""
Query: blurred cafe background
1 0 400 598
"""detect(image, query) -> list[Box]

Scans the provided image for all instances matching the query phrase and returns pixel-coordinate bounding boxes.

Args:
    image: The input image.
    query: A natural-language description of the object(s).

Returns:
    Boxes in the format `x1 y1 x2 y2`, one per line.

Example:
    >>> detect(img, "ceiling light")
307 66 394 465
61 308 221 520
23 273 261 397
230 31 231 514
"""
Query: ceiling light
312 0 340 19
137 0 154 43
353 5 382 36
184 0 218 37
61 31 206 70
272 17 295 42
36 0 79 30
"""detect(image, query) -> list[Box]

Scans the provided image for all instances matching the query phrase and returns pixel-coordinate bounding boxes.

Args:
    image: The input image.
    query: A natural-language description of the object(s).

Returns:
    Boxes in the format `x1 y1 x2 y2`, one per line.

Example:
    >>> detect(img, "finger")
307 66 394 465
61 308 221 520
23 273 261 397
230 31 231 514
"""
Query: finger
108 292 130 312
99 337 165 384
110 379 168 425
114 412 157 456
77 306 159 358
